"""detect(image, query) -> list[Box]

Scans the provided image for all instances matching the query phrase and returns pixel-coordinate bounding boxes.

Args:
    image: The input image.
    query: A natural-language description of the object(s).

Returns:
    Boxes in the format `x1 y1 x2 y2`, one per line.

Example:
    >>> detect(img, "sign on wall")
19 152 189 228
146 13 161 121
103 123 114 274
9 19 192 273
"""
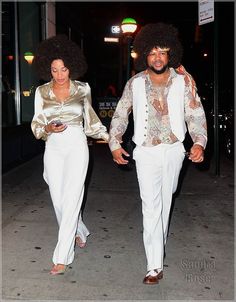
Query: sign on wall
199 0 214 25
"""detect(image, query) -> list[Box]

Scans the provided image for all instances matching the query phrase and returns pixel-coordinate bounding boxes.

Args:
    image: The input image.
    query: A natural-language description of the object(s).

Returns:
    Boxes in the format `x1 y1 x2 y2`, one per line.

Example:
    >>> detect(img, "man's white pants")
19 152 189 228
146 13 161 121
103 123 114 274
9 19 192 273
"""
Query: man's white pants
133 142 185 272
43 126 90 265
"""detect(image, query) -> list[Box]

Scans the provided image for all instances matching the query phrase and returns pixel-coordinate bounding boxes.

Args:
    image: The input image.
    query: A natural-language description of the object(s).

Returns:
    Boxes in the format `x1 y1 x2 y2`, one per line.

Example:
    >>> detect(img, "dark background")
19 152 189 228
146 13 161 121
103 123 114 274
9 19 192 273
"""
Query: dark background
56 1 234 105
56 1 234 165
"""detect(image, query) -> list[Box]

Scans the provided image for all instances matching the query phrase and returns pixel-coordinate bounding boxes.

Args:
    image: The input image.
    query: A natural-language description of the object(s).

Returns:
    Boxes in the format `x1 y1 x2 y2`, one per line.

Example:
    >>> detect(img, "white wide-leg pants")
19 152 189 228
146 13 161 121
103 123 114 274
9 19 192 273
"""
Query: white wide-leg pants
43 126 90 265
133 142 185 272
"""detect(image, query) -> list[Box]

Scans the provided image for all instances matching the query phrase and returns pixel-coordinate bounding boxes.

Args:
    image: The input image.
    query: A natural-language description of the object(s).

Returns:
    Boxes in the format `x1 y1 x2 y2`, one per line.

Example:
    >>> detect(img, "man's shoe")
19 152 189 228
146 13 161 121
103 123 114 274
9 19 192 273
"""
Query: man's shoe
143 269 163 285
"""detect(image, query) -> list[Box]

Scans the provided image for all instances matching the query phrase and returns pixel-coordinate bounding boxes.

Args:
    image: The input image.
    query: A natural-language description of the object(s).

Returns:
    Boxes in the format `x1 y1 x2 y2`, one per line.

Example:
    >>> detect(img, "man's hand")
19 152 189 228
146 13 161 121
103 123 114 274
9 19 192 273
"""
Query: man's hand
112 148 130 165
188 144 204 163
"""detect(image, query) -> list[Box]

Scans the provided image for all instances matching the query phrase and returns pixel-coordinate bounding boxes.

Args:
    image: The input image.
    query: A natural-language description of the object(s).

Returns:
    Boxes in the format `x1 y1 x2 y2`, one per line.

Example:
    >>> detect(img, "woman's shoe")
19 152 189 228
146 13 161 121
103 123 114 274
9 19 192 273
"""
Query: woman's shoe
75 236 86 248
50 264 67 275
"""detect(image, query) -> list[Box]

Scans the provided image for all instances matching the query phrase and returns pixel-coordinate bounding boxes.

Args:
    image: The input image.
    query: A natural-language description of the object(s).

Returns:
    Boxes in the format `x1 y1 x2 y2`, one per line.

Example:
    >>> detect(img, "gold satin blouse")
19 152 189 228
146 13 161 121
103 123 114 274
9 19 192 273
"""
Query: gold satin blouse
31 80 109 142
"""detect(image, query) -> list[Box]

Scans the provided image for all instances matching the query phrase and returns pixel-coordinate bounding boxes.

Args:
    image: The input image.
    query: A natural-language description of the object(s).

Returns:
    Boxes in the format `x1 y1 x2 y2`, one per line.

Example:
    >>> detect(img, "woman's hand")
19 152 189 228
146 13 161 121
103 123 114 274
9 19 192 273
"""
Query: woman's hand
45 122 67 133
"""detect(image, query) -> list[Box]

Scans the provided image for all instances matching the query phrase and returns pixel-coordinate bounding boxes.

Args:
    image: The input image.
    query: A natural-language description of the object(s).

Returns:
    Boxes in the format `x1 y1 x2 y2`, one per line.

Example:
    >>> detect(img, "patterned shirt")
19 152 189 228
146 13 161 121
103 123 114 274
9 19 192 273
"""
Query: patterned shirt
109 68 207 151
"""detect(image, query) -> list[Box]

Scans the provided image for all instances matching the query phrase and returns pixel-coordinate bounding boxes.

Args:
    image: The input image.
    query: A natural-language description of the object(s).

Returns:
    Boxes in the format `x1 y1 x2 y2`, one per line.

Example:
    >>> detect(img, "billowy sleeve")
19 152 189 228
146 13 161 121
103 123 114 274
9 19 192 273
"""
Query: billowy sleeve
184 84 208 149
108 80 133 151
31 87 49 141
83 83 109 141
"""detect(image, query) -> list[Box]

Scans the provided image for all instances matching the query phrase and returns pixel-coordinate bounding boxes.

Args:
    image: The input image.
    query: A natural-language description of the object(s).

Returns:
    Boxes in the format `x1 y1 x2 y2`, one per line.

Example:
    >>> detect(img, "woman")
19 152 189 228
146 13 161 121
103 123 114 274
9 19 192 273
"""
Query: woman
31 35 109 275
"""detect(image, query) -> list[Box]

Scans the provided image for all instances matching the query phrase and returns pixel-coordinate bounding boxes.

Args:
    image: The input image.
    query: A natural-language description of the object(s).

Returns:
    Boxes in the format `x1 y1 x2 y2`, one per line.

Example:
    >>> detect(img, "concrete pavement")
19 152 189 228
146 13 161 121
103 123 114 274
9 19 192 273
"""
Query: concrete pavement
2 142 234 301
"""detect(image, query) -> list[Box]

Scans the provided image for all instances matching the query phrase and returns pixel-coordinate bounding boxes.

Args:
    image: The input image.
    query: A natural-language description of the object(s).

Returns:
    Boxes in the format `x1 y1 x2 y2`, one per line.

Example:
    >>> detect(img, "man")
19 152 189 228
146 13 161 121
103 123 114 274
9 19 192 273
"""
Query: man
108 23 207 285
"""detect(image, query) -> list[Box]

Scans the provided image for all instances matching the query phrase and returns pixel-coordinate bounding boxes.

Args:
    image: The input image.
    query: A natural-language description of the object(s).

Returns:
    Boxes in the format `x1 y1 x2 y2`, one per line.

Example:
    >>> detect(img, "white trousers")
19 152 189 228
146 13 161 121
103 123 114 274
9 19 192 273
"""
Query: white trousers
43 126 90 265
133 142 185 272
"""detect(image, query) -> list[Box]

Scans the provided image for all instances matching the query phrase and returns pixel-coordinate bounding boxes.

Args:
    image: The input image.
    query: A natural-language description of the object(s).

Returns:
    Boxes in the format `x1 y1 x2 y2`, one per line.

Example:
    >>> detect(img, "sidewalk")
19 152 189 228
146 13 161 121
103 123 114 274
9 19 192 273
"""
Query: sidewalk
2 143 234 301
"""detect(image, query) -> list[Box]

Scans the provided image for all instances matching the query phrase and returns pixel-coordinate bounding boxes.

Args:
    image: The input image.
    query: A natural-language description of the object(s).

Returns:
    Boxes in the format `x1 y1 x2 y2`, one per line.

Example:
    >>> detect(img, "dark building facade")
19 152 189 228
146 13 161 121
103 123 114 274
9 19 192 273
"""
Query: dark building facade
2 1 55 172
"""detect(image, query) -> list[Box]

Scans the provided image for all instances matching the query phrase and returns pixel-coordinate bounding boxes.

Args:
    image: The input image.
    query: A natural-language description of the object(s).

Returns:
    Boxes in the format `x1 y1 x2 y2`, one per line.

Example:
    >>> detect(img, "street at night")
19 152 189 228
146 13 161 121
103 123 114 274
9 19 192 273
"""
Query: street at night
2 143 234 300
56 2 233 102
2 1 234 301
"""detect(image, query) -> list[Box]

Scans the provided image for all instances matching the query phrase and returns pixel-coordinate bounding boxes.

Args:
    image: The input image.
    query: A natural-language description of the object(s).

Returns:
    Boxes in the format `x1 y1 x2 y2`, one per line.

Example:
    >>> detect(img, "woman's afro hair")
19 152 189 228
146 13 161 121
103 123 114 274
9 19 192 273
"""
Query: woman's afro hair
33 34 87 81
133 22 183 71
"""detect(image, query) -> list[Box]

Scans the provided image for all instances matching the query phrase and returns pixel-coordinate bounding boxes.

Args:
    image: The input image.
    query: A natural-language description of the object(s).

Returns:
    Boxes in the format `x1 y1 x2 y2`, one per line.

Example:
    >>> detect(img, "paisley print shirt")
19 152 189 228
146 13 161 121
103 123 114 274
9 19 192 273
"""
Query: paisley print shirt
109 68 207 151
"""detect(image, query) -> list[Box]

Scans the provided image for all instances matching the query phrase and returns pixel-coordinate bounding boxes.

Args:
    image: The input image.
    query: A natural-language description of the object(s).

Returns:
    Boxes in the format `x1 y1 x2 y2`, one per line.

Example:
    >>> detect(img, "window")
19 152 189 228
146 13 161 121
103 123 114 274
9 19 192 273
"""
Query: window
1 2 42 127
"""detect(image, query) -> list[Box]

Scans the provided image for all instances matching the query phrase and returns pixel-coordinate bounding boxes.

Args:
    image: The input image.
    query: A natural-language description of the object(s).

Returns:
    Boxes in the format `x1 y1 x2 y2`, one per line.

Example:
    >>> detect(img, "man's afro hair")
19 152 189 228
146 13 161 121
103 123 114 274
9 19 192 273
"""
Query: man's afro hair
33 34 87 81
133 22 183 71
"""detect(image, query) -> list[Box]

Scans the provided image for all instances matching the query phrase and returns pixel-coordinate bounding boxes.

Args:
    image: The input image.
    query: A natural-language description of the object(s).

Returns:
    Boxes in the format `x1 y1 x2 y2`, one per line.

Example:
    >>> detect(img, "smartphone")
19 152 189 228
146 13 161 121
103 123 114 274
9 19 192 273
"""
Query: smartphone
53 120 63 127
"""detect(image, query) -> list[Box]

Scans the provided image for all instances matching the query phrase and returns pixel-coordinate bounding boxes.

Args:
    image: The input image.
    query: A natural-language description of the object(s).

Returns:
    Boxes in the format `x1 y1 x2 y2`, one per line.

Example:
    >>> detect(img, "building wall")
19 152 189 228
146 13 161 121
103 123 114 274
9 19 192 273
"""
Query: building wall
2 2 56 173
46 1 56 38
